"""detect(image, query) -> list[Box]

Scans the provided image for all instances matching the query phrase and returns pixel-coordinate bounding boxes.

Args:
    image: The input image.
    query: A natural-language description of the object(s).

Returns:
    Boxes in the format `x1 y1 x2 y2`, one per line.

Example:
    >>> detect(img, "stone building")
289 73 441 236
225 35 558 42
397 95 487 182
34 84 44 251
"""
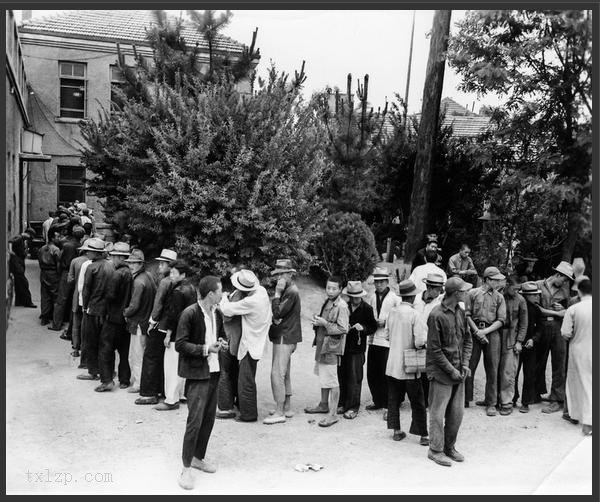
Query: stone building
18 10 255 229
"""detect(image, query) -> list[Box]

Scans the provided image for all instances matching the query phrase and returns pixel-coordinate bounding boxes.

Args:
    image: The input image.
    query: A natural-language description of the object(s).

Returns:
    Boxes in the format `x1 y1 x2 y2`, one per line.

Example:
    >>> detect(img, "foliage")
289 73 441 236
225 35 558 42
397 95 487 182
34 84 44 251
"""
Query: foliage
448 10 592 268
312 212 379 283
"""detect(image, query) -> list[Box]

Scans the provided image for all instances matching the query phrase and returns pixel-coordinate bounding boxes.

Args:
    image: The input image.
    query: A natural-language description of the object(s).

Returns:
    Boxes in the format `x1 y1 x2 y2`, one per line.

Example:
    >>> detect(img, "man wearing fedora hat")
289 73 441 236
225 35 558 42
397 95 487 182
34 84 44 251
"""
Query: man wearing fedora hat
385 280 429 444
513 281 543 413
336 281 376 420
366 267 400 414
149 249 178 330
220 269 272 422
426 277 473 466
123 249 157 393
77 239 115 381
95 242 133 392
264 259 302 425
534 261 574 414
464 266 507 415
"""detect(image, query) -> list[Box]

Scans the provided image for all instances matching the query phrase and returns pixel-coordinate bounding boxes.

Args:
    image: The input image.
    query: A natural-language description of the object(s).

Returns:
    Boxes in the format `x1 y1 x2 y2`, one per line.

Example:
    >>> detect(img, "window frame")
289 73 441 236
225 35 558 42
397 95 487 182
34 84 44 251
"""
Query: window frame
57 165 86 206
59 61 88 119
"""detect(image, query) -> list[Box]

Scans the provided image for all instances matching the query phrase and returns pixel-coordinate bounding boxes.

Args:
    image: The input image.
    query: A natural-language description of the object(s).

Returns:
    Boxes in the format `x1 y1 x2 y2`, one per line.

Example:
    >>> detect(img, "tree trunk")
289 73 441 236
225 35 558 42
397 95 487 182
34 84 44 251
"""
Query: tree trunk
403 10 451 266
561 209 580 262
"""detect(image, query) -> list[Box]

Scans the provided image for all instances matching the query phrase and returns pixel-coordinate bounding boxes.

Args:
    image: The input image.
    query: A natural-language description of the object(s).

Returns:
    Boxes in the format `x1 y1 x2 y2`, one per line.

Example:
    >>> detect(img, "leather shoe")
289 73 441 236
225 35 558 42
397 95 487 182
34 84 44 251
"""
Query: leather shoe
393 430 406 441
445 448 465 462
59 332 71 339
519 405 530 413
191 458 217 473
70 350 80 357
475 400 487 407
419 436 430 446
499 406 513 416
428 450 452 467
77 363 87 369
76 373 99 380
216 410 236 419
178 469 194 490
542 402 562 414
155 402 179 411
94 382 115 392
486 406 497 417
119 382 130 389
48 325 62 332
135 396 158 405
235 416 257 423
366 404 382 411
562 413 579 424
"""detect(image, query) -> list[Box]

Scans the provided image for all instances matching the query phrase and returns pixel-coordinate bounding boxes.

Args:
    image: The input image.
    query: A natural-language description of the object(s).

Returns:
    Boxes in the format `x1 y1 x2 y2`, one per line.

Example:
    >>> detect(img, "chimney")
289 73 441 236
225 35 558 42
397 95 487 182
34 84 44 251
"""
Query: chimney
22 10 33 21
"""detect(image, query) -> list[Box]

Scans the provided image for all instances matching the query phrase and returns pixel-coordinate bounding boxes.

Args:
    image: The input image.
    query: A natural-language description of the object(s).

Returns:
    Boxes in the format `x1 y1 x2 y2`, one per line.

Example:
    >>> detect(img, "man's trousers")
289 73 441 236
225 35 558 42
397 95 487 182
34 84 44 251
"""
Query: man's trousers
428 379 464 454
83 313 103 376
535 320 566 403
387 376 428 436
128 326 147 389
217 350 239 411
238 353 258 421
367 345 389 408
40 270 59 322
139 328 166 398
51 272 72 329
271 342 297 405
164 342 185 405
465 332 500 405
99 320 131 385
514 346 537 406
497 331 519 407
338 352 365 412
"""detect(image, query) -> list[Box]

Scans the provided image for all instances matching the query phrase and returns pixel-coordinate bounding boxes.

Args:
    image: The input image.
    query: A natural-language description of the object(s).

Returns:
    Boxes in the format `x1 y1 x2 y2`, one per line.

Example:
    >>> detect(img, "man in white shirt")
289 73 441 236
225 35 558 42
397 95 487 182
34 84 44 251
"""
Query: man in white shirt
42 211 55 243
409 250 448 296
219 269 272 422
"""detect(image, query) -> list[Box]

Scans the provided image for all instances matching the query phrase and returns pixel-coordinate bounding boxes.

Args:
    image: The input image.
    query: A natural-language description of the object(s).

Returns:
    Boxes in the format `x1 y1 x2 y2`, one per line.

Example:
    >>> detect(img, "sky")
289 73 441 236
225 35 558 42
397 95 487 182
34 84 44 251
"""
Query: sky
17 9 503 114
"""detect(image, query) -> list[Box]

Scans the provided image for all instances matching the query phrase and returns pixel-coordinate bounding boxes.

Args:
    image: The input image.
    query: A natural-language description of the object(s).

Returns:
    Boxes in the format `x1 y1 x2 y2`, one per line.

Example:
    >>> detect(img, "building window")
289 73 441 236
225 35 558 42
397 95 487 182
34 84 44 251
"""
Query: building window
110 64 127 111
57 165 86 205
59 62 87 118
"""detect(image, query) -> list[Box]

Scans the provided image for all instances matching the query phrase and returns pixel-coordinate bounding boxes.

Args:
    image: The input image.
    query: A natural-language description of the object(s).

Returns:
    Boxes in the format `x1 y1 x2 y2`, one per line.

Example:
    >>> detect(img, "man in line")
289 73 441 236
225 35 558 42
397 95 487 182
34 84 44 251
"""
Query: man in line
497 275 528 415
411 234 441 271
9 235 36 308
385 280 429 445
264 259 302 425
560 278 592 436
38 228 61 326
95 242 133 392
534 261 573 414
337 281 376 420
513 282 543 413
447 244 477 286
366 267 399 414
176 275 225 490
412 273 445 405
219 269 272 422
464 266 507 415
77 240 114 381
123 249 157 393
156 260 197 410
305 275 349 428
50 225 84 333
426 277 473 467
42 211 55 244
410 250 448 296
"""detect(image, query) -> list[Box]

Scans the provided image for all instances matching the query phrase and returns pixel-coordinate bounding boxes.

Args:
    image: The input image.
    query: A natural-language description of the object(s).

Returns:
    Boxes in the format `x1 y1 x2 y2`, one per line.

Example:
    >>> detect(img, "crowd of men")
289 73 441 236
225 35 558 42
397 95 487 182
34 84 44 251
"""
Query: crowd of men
8 220 593 488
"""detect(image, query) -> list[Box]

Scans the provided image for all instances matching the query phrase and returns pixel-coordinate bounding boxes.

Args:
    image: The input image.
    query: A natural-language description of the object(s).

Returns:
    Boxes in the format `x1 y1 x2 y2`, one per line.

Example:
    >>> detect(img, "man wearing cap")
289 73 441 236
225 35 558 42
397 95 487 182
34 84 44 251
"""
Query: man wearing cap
409 251 448 296
77 239 115 381
426 277 473 467
385 280 429 445
464 266 507 415
37 228 62 326
264 259 303 425
534 261 574 414
411 235 442 271
95 242 133 392
366 267 400 413
123 249 157 392
219 269 272 422
447 245 477 285
336 281 376 420
513 282 543 413
305 275 349 428
496 275 528 415
412 273 446 404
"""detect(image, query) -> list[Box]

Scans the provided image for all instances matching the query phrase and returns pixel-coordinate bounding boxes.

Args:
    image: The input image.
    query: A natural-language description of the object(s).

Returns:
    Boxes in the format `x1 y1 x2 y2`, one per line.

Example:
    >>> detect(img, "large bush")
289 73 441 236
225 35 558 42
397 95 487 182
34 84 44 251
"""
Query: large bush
313 212 379 283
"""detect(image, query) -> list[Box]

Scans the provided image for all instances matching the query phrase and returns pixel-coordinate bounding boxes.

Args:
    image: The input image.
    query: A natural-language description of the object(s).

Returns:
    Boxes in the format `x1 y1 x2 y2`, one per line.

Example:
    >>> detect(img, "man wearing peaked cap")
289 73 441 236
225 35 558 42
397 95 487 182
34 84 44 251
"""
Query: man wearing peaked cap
533 261 574 414
464 266 507 415
366 267 400 414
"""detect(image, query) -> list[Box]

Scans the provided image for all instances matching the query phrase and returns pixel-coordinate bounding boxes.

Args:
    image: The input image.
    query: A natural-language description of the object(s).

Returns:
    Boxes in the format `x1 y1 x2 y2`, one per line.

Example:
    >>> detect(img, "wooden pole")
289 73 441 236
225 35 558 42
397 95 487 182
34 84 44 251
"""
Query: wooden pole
403 10 416 133
403 10 451 268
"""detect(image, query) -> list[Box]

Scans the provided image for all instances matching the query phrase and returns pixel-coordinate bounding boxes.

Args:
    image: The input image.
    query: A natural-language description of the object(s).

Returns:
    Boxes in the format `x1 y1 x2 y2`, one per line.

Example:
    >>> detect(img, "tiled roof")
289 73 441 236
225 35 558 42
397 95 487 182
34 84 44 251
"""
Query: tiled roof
440 97 477 117
19 10 246 54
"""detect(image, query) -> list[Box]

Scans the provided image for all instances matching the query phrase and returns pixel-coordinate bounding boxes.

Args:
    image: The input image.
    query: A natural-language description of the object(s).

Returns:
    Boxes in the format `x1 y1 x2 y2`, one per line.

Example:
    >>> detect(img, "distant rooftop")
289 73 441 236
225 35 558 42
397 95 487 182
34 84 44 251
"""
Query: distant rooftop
19 10 247 54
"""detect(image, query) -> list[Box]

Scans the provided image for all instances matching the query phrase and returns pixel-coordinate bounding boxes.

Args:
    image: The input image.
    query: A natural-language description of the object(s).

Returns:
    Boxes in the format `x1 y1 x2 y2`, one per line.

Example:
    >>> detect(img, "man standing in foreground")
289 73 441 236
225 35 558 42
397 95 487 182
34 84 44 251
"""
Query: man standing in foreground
176 275 226 490
219 269 272 422
264 259 302 425
426 277 473 467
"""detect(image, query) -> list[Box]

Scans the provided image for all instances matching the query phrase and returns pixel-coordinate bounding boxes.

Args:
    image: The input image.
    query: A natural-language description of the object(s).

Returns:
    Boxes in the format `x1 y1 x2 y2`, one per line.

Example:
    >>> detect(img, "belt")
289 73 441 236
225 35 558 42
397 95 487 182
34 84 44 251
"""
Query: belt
476 321 490 329
541 316 556 323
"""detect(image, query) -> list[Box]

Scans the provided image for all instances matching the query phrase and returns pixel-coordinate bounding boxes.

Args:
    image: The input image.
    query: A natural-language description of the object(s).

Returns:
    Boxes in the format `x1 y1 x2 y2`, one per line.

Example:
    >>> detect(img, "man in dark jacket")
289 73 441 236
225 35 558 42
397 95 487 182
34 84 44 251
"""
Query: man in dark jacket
77 238 114 381
38 228 61 325
9 235 35 308
264 259 303 425
176 275 225 490
95 242 133 392
49 226 83 332
155 260 197 410
426 277 473 467
124 249 157 393
337 281 377 420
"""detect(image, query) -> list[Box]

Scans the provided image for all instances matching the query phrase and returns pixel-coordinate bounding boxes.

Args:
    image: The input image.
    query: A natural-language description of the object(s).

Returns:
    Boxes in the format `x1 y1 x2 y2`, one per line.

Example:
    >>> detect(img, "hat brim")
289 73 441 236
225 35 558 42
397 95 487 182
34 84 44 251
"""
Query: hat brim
231 271 258 292
399 289 418 296
422 278 445 286
342 288 367 297
79 246 103 253
109 251 130 256
487 274 506 280
155 257 175 262
271 268 297 276
520 289 542 295
553 268 574 281
124 258 144 263
373 276 390 281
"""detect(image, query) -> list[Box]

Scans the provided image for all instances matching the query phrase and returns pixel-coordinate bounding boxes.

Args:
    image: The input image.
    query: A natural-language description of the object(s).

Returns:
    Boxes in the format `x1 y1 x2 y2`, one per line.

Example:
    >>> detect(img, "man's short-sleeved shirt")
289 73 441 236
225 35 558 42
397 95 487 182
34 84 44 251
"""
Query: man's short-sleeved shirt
466 285 507 326
447 253 476 276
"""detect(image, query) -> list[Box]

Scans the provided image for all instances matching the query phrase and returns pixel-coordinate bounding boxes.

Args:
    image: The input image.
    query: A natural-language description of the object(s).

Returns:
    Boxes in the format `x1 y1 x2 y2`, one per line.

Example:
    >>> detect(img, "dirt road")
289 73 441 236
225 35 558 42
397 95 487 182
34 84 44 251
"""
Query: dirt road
5 261 591 494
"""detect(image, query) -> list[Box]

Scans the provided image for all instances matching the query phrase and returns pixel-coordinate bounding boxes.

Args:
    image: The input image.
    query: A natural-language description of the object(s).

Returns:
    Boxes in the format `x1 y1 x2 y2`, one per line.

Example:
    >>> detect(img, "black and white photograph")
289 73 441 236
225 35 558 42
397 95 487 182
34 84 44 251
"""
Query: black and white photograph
4 4 594 495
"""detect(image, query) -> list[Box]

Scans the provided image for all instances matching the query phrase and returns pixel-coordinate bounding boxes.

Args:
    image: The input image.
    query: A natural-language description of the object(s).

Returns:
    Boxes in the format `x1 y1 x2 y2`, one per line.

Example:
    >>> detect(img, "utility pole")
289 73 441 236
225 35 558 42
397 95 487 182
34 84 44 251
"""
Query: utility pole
403 10 416 133
402 10 452 270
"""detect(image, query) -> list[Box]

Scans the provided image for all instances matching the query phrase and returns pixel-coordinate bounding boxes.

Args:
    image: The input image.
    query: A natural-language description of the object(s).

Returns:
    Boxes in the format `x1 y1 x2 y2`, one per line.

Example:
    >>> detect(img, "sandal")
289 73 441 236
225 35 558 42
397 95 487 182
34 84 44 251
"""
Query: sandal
343 410 358 420
318 417 339 427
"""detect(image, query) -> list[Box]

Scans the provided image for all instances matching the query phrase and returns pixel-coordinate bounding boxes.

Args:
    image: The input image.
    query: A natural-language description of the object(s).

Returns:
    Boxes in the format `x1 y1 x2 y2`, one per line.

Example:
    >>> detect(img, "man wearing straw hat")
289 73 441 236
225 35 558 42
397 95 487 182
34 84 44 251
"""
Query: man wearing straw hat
366 267 400 414
219 269 272 422
123 249 157 393
95 242 133 392
534 261 573 414
337 280 376 420
264 259 302 425
77 238 115 381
